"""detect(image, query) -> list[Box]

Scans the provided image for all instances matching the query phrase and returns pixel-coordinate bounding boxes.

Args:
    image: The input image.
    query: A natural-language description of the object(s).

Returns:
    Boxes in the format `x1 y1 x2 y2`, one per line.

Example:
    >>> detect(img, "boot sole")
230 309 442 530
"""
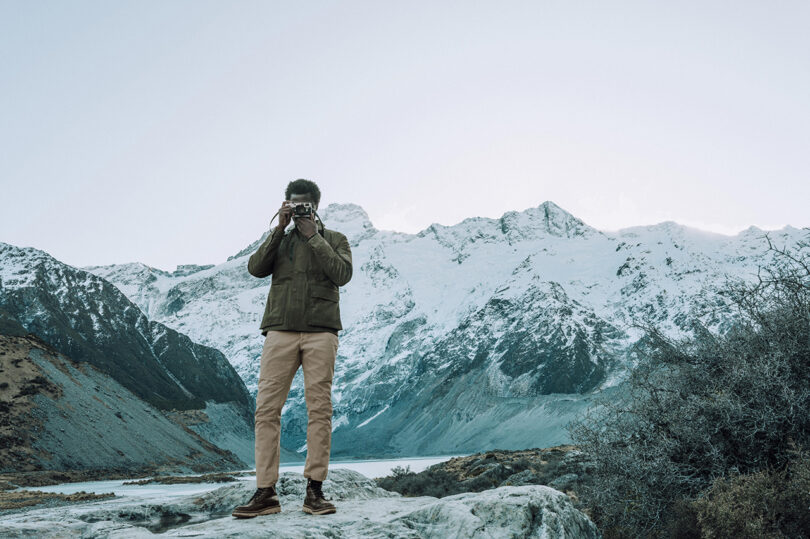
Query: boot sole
302 504 336 515
232 505 282 518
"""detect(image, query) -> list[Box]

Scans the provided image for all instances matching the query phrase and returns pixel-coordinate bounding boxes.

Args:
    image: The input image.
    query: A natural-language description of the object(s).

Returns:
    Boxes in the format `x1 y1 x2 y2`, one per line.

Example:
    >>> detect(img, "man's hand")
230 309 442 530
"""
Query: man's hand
276 201 293 231
294 214 318 239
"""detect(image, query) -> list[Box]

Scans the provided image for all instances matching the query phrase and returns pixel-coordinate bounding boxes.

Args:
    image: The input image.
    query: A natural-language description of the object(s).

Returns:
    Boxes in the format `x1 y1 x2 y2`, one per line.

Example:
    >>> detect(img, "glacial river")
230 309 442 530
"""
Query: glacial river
23 454 467 501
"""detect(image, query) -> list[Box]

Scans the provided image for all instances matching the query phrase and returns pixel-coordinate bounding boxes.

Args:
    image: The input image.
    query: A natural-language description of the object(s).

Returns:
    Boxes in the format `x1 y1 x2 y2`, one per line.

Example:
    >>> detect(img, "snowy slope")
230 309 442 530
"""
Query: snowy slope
81 201 809 457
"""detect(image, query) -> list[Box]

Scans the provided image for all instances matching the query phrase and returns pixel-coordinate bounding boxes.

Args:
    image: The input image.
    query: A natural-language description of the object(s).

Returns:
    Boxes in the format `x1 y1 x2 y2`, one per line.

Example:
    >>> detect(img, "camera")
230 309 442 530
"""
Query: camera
285 201 314 218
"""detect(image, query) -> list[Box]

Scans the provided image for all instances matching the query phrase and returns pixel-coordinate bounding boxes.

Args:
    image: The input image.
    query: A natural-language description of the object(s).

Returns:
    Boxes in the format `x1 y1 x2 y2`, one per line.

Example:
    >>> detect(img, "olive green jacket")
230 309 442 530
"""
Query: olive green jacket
247 220 352 336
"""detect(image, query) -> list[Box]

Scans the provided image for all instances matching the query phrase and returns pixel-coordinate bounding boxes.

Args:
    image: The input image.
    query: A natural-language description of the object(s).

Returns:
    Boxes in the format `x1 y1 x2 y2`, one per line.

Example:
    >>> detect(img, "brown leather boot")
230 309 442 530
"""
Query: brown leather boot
231 485 281 518
302 478 336 515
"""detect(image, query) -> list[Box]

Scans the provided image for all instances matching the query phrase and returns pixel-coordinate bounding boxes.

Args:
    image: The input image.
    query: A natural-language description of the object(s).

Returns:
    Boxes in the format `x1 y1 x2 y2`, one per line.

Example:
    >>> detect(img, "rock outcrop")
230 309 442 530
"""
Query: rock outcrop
0 469 600 538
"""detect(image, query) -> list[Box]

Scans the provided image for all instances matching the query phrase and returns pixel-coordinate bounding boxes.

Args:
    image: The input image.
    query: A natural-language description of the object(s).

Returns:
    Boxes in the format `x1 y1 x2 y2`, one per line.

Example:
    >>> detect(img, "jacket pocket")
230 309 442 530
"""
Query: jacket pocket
265 285 285 325
308 284 341 329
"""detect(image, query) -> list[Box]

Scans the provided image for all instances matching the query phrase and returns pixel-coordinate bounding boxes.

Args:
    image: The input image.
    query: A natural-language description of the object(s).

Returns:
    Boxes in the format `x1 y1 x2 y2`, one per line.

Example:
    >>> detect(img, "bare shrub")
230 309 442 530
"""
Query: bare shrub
374 464 459 497
569 229 810 537
691 446 810 539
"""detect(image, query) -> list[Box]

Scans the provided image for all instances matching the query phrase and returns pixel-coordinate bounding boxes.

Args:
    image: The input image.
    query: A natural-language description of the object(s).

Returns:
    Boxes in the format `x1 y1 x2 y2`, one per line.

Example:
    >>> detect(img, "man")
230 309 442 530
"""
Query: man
232 178 352 518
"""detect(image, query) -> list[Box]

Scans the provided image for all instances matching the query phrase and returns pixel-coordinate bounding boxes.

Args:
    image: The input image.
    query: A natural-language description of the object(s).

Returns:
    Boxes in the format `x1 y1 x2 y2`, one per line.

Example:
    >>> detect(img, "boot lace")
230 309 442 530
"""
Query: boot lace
309 480 326 499
250 486 273 502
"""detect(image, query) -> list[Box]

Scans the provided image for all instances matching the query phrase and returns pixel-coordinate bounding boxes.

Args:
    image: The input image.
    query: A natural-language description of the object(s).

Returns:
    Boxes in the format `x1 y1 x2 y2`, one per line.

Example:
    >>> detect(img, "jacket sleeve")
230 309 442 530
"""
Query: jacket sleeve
247 227 284 278
305 231 353 286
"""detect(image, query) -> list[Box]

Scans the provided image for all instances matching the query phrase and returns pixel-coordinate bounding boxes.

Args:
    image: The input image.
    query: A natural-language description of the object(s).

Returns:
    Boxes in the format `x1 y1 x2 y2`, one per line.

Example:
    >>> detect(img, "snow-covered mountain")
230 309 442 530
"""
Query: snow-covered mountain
0 242 256 464
81 201 808 458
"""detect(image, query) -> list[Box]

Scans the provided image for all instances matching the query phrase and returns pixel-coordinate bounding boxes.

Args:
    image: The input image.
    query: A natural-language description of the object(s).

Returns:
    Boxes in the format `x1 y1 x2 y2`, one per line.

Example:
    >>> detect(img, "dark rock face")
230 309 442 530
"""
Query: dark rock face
0 334 244 473
0 243 252 413
416 281 622 398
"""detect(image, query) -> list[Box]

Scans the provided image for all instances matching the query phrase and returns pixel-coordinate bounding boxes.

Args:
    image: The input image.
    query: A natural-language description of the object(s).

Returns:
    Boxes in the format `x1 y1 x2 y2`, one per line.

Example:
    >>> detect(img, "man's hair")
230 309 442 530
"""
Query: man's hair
285 178 321 206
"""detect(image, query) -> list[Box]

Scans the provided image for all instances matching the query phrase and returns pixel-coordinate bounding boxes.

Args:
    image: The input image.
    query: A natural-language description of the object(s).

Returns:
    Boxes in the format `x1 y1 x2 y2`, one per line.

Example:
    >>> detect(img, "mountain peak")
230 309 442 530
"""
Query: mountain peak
318 203 377 245
318 202 371 224
1 242 58 288
499 200 596 240
648 220 687 232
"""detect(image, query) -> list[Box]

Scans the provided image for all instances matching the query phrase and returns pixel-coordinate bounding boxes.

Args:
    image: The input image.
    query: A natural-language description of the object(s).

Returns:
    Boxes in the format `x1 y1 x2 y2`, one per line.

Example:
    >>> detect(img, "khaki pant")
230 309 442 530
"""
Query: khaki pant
254 330 338 487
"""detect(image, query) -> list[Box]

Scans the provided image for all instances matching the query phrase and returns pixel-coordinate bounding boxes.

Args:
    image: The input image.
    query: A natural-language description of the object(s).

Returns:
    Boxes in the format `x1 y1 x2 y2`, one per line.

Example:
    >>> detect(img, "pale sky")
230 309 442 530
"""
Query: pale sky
2 1 809 271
